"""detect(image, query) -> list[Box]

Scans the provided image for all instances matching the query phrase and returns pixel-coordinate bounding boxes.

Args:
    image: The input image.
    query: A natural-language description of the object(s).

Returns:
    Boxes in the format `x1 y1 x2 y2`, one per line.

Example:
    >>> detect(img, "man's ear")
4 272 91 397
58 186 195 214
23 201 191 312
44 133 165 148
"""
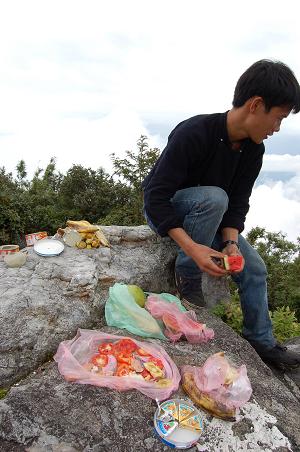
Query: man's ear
248 96 264 113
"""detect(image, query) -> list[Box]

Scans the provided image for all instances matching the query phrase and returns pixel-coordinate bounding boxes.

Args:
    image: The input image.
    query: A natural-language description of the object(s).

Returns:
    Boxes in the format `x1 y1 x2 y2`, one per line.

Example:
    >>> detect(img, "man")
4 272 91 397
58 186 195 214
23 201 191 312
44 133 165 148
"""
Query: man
142 59 300 370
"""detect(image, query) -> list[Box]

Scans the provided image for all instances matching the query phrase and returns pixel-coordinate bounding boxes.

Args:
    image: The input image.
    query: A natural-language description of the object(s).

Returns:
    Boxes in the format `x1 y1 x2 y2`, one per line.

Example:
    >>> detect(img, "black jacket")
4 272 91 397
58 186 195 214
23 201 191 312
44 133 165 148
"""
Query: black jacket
142 112 264 237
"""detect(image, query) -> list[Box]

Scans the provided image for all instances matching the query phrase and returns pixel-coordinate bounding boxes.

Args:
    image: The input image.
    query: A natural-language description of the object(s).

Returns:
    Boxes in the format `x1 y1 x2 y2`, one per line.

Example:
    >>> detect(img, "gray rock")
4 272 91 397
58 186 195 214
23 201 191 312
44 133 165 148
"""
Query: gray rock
0 226 299 451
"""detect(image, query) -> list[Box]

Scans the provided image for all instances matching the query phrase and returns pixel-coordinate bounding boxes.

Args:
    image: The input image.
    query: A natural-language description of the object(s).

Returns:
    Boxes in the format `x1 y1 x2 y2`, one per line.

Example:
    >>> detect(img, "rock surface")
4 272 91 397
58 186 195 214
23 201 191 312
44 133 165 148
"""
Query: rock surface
0 225 299 451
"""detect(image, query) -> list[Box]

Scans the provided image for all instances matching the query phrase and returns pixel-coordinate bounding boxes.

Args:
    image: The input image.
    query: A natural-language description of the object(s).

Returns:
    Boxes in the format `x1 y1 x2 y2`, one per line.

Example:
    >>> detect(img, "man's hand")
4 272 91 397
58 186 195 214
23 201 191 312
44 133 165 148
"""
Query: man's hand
168 227 229 277
189 243 229 277
222 243 245 273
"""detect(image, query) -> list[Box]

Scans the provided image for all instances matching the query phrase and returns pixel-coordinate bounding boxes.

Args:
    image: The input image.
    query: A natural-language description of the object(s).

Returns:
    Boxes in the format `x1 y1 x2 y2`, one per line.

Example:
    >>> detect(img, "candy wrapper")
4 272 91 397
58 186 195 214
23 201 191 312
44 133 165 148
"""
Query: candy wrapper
54 329 181 401
181 352 252 420
145 295 214 343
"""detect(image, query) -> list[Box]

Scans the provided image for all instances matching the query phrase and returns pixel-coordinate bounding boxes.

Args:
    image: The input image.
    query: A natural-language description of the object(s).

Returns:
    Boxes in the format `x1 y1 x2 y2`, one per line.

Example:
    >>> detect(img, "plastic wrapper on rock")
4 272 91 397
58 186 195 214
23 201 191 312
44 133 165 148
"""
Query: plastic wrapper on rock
54 329 181 401
181 352 252 421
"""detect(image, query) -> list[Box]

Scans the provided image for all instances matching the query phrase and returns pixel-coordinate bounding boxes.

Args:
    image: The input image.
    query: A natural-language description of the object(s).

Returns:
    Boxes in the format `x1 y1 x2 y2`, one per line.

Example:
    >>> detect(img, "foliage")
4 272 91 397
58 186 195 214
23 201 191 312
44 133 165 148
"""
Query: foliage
108 135 160 225
270 306 300 343
212 292 243 335
212 293 300 342
0 136 159 245
0 388 8 399
245 227 300 319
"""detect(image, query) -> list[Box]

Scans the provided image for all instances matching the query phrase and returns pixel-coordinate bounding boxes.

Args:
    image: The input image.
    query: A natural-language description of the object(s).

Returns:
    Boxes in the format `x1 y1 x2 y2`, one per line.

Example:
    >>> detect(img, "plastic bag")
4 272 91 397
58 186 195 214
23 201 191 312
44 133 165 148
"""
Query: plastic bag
54 329 181 401
145 294 214 343
181 352 252 419
105 283 166 340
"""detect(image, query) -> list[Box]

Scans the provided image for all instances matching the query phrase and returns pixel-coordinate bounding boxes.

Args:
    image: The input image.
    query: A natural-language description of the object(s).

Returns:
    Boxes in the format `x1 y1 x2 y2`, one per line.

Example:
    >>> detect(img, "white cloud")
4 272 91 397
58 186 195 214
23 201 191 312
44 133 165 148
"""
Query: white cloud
245 179 300 242
1 108 161 178
262 154 300 172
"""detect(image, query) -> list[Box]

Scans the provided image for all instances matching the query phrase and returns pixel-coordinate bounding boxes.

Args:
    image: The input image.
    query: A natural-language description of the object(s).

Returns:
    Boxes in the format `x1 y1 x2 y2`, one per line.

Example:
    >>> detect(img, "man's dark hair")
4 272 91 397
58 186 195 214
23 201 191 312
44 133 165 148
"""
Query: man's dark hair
233 59 300 113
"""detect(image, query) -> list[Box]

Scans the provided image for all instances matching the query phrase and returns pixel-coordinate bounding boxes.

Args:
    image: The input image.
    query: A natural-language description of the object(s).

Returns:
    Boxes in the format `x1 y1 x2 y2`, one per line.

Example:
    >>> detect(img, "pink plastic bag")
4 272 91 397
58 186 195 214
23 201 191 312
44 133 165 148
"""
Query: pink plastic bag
54 329 181 401
181 352 252 410
145 295 214 343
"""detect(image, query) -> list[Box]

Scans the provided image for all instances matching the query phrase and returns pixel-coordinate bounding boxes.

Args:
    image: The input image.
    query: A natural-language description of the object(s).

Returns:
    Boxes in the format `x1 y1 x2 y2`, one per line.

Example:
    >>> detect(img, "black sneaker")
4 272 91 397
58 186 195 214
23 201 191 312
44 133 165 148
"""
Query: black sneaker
174 270 205 307
250 341 300 370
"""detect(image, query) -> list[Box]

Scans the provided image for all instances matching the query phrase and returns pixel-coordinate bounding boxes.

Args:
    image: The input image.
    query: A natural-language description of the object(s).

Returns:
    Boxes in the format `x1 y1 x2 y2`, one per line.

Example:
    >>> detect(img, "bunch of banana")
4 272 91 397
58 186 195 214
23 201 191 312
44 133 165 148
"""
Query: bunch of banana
65 220 110 249
181 371 236 421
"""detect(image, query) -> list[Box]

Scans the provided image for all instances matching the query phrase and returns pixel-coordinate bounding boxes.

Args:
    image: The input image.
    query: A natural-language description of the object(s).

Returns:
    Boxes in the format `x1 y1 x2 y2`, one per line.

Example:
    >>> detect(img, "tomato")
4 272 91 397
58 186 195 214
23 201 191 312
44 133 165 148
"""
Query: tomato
98 342 114 354
114 338 138 354
115 352 132 365
150 357 164 369
137 348 152 357
116 363 132 377
141 369 153 381
91 353 108 367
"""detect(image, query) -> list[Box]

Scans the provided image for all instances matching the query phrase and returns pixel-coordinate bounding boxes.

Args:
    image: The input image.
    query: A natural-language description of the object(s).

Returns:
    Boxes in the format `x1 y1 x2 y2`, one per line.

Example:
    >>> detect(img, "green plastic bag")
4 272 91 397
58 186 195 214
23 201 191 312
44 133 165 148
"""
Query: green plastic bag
105 283 166 340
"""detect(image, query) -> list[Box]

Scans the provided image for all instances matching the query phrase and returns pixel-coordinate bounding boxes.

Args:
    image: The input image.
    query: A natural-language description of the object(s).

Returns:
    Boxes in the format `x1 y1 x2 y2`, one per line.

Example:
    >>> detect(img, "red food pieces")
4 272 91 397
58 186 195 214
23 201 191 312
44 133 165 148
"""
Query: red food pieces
114 352 132 365
150 357 164 369
98 342 114 354
116 363 132 377
113 338 138 354
224 255 243 271
91 353 108 367
141 369 153 381
90 338 166 380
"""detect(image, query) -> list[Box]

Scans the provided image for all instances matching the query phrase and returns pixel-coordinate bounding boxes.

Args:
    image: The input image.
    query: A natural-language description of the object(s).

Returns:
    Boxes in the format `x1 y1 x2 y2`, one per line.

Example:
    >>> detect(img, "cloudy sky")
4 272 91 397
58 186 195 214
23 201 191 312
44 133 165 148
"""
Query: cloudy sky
1 1 300 241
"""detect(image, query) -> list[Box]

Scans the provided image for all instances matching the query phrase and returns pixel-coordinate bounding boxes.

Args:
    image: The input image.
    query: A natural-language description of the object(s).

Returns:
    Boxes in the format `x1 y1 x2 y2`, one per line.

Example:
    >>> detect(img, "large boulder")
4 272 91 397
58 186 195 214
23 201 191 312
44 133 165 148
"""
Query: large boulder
0 225 299 451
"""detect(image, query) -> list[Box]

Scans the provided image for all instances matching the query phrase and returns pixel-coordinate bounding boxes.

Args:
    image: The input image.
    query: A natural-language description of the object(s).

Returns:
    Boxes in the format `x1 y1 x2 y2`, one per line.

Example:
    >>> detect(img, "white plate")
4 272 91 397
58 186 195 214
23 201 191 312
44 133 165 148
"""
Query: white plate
33 239 64 256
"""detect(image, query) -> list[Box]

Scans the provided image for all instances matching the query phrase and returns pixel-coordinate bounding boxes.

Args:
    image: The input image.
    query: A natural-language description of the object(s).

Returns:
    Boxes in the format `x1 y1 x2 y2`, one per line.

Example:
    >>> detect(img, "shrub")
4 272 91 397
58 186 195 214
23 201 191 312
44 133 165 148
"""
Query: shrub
270 306 300 343
212 296 300 342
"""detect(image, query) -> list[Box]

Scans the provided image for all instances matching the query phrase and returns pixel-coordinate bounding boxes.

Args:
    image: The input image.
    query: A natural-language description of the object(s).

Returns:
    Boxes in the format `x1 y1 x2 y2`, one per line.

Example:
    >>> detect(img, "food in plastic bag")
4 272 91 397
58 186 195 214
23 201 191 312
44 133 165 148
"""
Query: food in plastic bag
105 283 166 340
145 295 214 343
54 329 181 400
181 352 252 421
57 220 110 249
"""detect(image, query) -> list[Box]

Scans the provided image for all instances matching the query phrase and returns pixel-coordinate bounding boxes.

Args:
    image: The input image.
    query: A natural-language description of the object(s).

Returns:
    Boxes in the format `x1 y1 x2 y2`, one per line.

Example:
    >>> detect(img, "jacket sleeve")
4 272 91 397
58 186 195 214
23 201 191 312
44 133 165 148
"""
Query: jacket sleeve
220 146 264 233
143 131 202 237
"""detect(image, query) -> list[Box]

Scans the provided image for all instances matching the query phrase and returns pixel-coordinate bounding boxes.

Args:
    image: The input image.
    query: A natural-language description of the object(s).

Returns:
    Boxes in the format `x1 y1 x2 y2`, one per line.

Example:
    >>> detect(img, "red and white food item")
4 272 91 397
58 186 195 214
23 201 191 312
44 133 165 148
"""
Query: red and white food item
223 255 243 271
88 338 171 386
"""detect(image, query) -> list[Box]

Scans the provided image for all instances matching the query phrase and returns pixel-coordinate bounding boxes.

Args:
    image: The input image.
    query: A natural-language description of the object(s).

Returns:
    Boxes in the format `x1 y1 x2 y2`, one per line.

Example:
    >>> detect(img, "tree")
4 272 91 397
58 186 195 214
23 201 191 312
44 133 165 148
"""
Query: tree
58 164 120 224
109 135 160 225
246 227 300 317
16 160 27 185
0 167 27 244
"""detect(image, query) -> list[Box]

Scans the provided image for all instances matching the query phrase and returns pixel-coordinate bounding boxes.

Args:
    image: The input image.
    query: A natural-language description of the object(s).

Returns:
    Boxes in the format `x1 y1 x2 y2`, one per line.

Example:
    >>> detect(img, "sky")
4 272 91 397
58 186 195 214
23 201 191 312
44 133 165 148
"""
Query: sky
0 1 300 241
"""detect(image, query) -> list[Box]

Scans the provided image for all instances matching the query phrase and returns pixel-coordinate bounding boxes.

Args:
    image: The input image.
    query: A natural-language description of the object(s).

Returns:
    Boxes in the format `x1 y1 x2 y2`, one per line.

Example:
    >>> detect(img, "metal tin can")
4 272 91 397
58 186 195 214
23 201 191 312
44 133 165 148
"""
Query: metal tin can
0 245 20 259
25 231 47 246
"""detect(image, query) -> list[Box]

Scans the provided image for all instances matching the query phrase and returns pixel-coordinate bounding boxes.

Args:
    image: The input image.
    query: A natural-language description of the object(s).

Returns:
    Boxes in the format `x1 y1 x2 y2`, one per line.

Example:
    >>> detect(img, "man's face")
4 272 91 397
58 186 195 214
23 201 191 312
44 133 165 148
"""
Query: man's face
248 101 291 144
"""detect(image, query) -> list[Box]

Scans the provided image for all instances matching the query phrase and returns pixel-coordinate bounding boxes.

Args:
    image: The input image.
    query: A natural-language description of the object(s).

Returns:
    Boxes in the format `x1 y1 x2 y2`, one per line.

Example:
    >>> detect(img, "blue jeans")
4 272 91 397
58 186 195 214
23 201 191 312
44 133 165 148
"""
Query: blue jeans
144 186 275 348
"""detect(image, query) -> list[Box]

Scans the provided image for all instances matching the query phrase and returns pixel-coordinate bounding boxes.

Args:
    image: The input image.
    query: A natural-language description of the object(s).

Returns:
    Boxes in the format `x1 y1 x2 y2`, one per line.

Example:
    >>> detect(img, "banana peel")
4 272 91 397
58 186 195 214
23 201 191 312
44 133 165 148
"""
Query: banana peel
181 371 236 421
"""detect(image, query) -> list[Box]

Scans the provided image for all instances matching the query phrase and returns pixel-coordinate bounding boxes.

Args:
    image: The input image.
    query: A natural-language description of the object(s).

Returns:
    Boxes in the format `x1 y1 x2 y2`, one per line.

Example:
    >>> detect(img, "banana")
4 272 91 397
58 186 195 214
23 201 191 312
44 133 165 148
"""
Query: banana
64 220 110 248
181 372 236 421
66 220 99 233
95 229 110 247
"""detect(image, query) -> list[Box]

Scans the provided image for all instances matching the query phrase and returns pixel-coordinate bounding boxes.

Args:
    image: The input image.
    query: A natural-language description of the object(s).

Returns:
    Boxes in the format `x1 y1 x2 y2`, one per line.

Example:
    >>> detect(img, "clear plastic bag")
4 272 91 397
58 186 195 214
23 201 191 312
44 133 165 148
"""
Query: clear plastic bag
54 329 181 401
181 352 252 416
145 294 214 343
105 283 166 340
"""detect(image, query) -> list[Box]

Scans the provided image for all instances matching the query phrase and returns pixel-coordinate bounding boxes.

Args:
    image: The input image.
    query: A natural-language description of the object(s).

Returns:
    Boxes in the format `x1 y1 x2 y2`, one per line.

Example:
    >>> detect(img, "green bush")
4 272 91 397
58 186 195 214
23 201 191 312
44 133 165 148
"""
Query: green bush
270 306 300 343
212 294 243 335
212 296 300 342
